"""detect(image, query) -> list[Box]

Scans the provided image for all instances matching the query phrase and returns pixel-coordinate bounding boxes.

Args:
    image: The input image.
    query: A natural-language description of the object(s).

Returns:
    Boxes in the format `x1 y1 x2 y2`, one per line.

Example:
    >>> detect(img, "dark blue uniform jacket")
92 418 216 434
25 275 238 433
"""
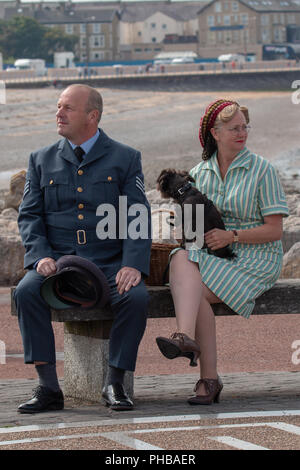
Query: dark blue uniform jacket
18 129 152 277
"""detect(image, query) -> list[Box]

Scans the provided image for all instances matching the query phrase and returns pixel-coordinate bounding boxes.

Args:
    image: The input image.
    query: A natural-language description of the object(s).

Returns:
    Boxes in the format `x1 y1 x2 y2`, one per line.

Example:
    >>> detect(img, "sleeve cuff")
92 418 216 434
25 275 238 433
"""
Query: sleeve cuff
260 205 290 217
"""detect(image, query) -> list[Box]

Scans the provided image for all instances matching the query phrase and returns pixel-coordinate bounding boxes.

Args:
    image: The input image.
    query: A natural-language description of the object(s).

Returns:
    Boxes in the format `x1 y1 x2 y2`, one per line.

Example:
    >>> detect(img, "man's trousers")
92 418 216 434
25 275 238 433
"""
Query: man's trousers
14 269 149 371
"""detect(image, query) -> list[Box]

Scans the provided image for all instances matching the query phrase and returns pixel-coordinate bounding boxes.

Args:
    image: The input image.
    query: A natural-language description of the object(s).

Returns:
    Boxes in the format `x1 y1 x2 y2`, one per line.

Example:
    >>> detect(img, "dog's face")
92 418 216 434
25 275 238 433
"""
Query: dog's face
156 169 195 199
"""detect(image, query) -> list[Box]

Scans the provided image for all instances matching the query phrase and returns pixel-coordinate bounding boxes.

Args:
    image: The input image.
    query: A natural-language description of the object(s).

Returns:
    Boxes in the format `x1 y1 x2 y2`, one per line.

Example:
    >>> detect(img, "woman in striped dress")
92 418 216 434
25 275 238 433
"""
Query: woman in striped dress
156 99 289 405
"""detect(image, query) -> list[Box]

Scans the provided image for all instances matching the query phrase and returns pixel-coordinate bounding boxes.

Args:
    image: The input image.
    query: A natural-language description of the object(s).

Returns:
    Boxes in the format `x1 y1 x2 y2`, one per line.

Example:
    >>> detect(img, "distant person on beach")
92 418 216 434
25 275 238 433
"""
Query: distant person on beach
14 84 151 413
156 99 289 405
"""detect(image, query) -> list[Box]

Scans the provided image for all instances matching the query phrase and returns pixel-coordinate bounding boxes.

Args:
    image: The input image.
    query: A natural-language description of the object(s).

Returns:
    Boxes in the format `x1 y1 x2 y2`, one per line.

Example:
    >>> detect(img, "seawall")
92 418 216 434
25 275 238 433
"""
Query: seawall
4 68 300 91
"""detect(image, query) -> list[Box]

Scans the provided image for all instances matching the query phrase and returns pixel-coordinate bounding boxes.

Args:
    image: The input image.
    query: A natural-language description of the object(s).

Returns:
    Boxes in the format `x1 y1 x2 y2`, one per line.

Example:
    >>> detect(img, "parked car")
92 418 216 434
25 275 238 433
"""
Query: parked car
171 57 195 64
14 59 47 76
218 54 246 64
153 58 173 65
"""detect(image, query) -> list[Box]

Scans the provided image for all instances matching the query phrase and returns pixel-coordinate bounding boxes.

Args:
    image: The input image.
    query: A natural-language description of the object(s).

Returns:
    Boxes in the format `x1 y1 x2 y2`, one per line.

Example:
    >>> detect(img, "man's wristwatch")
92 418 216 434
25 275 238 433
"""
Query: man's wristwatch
232 230 239 243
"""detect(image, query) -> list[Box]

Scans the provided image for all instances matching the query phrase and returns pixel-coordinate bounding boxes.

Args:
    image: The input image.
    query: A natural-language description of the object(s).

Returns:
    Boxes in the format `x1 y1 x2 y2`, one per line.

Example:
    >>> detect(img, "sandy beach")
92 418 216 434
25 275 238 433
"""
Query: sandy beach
0 87 300 190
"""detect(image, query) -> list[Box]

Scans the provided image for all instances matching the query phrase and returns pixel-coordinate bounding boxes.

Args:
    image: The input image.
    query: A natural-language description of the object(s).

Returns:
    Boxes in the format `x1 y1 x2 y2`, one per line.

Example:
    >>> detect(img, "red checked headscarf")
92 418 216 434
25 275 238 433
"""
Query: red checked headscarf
199 99 238 148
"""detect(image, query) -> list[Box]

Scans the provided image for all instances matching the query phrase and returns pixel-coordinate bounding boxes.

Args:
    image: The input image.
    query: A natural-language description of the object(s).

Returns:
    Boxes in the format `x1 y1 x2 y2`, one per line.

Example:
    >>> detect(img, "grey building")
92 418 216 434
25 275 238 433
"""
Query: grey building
4 3 121 63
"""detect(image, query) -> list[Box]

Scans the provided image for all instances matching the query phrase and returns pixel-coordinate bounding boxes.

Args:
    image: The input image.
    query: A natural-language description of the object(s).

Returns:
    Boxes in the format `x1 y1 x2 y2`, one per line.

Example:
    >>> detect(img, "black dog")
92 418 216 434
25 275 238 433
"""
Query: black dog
156 168 235 259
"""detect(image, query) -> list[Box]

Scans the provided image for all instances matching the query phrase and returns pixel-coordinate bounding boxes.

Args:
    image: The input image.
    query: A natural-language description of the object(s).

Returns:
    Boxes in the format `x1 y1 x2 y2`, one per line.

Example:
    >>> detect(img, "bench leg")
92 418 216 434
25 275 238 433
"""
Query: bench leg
63 320 134 402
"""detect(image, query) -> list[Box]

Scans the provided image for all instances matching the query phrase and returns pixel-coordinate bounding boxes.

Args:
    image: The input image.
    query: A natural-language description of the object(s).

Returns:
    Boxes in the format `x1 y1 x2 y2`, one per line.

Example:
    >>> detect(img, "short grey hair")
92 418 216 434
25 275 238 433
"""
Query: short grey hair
66 84 103 123
86 86 103 123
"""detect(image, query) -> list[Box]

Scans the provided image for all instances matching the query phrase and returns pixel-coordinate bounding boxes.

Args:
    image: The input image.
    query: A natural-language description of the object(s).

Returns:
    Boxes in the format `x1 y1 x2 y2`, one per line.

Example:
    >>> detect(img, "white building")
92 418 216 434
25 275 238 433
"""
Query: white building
119 3 201 60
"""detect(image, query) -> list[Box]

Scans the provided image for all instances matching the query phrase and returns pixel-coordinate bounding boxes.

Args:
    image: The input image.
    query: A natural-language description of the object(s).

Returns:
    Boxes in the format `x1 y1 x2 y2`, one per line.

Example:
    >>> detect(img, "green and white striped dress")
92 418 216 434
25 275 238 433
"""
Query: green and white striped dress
173 147 289 319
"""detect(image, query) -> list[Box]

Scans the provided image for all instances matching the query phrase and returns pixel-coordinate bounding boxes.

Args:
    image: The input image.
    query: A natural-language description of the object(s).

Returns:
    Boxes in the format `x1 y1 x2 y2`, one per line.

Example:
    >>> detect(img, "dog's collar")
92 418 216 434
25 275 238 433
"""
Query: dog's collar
177 182 192 196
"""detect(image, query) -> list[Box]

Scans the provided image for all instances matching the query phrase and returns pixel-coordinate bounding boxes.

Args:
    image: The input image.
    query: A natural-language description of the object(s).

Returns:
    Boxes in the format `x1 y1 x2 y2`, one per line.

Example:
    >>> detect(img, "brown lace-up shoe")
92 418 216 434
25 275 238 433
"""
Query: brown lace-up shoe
188 376 223 405
156 332 200 367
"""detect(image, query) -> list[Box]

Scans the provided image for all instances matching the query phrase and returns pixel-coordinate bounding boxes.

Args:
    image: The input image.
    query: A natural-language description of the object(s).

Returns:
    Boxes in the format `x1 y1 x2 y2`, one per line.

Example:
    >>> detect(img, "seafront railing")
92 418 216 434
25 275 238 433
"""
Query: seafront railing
0 59 299 84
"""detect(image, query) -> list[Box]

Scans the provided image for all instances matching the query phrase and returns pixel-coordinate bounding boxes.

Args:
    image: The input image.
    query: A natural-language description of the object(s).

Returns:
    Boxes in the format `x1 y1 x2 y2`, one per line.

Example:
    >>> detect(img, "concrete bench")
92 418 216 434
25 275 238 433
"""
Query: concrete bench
10 279 300 402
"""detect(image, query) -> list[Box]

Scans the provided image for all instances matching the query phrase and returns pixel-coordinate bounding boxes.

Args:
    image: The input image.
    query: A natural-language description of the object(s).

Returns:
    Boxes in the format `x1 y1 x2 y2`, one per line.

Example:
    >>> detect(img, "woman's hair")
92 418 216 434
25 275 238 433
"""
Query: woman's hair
201 102 249 161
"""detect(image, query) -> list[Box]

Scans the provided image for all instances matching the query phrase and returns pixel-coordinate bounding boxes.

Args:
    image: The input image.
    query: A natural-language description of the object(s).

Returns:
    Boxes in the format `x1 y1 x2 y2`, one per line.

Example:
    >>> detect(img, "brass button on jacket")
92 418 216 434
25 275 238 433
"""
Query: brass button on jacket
78 214 84 220
78 170 84 176
78 203 84 209
77 187 83 193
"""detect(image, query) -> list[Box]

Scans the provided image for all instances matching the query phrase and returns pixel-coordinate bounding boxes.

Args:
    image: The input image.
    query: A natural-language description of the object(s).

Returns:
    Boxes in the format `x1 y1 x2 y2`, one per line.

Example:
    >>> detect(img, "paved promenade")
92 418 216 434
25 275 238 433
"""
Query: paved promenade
1 287 300 449
1 371 300 427
0 372 300 450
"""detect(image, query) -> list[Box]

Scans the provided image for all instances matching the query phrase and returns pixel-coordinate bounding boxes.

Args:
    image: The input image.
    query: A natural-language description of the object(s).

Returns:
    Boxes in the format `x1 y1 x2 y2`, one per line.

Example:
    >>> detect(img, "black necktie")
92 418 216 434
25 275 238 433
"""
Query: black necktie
74 146 85 163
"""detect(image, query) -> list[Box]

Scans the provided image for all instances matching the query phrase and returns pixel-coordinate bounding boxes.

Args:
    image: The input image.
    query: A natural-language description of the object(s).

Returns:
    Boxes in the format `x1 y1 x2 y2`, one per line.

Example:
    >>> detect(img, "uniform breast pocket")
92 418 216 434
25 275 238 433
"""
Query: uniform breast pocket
92 172 121 207
41 174 74 212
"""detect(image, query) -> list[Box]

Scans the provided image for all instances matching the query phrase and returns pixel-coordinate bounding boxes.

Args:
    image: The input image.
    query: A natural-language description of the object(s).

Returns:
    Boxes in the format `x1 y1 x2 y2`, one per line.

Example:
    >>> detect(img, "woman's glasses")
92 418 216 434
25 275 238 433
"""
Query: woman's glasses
226 125 251 135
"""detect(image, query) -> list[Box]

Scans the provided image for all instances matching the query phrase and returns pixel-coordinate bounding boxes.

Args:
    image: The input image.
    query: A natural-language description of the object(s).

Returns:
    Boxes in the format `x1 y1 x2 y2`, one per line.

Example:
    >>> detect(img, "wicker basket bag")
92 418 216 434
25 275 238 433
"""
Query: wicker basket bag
146 208 180 286
146 242 179 286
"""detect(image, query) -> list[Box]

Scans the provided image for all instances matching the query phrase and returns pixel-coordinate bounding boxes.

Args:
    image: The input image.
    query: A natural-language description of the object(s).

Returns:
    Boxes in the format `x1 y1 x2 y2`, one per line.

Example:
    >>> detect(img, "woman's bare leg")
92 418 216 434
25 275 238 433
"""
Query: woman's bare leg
169 250 203 338
170 250 222 396
194 284 222 394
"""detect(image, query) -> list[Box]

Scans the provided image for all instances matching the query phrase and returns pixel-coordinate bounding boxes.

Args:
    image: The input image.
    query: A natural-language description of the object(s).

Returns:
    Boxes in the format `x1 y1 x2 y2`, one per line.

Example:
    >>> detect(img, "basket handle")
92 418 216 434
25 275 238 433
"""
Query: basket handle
151 208 175 229
151 208 175 216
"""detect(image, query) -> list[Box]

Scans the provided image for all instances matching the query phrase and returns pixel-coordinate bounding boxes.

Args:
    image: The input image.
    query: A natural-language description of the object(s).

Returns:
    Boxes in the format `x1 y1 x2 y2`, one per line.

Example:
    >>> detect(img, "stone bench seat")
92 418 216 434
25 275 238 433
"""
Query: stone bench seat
10 279 300 402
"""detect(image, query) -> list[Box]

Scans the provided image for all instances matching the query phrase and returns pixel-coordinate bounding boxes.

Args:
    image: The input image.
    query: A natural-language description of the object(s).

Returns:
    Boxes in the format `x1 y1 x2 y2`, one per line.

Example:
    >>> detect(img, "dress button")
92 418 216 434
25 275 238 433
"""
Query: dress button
78 203 84 209
78 214 84 220
49 179 54 185
77 187 83 192
78 170 84 176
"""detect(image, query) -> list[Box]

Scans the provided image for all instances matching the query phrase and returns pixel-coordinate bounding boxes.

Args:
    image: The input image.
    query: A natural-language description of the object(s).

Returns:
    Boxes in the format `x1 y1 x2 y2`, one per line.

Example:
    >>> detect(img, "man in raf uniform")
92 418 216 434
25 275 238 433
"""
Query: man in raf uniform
14 84 151 412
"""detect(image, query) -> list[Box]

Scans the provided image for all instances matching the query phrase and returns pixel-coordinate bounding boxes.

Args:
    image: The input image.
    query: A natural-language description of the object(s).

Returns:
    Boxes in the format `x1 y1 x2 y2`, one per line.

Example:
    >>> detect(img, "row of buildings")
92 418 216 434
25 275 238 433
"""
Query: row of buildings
1 0 300 62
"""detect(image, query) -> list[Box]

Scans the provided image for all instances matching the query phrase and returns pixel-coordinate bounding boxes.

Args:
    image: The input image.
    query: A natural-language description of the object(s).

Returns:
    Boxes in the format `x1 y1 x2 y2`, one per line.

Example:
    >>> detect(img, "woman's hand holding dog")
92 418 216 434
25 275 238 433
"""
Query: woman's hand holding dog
204 229 233 251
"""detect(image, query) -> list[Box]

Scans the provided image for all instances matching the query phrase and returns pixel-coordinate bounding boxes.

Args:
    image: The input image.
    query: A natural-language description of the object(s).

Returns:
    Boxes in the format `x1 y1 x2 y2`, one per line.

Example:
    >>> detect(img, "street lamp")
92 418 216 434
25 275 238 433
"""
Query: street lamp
84 16 96 70
243 16 257 58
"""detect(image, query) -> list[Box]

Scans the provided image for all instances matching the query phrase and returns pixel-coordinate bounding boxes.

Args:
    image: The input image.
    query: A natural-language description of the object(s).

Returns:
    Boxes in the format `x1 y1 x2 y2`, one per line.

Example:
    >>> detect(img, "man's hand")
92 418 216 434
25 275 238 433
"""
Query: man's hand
36 257 57 277
115 267 141 294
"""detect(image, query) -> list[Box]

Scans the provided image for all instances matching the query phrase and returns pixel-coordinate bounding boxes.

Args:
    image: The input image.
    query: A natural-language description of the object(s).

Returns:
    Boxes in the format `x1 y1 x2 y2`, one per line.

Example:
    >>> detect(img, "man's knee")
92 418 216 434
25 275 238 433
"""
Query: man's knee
127 281 149 311
112 282 148 328
14 271 45 305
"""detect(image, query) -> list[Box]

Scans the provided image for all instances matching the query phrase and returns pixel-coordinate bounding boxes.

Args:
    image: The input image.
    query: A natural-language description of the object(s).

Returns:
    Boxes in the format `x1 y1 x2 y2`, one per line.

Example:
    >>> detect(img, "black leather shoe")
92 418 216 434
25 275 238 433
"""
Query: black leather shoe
18 386 64 414
102 383 133 411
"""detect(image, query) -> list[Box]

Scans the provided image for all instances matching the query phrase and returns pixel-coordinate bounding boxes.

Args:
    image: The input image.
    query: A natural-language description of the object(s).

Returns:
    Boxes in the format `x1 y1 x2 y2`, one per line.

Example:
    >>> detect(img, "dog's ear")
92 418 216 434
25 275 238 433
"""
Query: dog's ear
160 174 173 194
177 170 195 184
157 169 177 195
157 168 177 183
156 169 168 184
186 174 196 183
